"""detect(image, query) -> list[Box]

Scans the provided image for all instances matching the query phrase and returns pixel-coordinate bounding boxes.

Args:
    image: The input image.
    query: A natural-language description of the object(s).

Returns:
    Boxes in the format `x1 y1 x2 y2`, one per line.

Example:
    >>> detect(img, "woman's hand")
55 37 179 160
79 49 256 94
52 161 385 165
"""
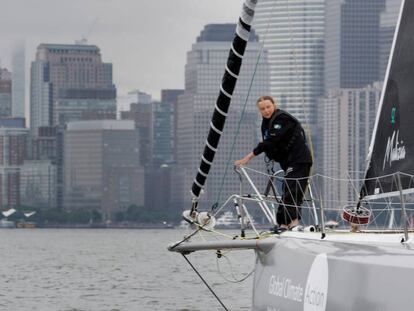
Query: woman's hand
234 152 255 167
234 157 249 166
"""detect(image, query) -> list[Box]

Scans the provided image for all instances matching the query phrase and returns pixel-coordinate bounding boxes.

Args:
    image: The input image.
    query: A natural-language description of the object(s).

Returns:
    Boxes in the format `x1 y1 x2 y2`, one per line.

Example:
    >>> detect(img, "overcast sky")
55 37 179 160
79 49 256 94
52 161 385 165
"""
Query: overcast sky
0 0 242 100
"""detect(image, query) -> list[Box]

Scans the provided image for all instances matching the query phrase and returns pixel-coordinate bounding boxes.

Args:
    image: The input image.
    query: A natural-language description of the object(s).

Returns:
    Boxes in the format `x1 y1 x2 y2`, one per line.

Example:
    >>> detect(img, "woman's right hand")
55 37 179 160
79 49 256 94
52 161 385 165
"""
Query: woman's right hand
234 158 248 167
234 152 255 167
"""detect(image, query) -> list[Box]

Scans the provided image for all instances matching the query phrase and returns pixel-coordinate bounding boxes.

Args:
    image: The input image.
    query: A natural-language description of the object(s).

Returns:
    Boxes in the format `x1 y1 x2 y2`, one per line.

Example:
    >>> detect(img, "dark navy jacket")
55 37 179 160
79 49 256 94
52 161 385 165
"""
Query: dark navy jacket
253 109 312 171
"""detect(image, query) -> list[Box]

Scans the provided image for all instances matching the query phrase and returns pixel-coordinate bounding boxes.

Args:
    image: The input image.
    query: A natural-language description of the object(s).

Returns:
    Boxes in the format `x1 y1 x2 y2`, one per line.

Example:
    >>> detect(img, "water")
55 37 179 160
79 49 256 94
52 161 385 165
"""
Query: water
0 229 255 311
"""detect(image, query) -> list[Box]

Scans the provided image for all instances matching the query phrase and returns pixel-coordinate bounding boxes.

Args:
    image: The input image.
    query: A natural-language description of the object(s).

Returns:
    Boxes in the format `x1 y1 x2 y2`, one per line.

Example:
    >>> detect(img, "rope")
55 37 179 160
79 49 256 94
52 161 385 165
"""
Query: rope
192 222 236 239
242 165 414 183
216 252 255 283
169 227 203 251
212 0 279 211
171 220 235 252
181 253 229 311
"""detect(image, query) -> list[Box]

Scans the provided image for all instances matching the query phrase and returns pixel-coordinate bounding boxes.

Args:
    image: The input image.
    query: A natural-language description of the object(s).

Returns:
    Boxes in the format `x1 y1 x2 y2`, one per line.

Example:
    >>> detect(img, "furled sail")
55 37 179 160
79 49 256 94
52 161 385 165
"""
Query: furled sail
362 0 414 199
190 0 258 202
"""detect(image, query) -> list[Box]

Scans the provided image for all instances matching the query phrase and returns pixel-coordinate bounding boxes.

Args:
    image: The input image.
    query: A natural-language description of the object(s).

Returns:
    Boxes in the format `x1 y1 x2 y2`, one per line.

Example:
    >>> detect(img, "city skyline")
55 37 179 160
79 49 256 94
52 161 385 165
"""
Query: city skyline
0 0 403 216
0 0 242 101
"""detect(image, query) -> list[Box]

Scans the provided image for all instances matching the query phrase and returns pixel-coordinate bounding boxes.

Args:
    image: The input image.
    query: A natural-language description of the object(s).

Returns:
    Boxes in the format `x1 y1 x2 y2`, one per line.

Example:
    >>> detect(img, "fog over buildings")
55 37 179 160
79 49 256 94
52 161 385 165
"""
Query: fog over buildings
0 0 242 101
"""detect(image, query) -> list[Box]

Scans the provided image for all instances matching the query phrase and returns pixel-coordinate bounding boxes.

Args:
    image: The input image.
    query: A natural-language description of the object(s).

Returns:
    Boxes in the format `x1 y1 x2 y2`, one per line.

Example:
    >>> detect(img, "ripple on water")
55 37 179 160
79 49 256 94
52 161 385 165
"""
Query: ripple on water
1 229 254 310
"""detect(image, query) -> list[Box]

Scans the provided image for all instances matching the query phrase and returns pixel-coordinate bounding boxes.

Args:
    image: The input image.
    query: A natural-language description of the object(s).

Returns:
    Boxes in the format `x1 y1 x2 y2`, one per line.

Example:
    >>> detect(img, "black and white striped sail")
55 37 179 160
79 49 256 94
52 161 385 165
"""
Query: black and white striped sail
191 0 258 199
362 0 414 199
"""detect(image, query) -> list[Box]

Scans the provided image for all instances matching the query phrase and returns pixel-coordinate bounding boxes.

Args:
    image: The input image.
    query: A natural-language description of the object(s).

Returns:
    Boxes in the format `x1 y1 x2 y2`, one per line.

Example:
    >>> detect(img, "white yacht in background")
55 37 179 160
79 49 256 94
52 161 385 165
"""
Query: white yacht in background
0 218 15 228
215 211 243 229
0 208 16 228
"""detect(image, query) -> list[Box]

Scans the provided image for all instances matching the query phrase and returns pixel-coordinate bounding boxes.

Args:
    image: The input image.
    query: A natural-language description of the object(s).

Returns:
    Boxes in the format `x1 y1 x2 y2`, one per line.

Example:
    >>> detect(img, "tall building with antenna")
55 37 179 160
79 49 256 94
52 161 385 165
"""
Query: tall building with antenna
30 43 116 134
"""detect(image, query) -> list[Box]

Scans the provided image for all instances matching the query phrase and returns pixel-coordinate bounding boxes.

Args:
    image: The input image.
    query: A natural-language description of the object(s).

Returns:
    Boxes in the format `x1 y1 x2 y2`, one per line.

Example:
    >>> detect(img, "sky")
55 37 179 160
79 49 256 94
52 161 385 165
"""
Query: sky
0 0 242 101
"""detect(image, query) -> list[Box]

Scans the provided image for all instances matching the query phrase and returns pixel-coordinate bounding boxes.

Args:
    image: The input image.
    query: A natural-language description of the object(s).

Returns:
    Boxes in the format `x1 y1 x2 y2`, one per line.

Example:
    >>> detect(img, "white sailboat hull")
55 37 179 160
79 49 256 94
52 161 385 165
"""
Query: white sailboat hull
170 231 414 310
253 232 414 310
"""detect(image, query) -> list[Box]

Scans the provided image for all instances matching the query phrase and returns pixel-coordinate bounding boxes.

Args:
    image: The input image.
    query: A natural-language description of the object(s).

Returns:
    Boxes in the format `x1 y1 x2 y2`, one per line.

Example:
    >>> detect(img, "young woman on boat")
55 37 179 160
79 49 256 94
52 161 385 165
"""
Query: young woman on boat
235 95 313 230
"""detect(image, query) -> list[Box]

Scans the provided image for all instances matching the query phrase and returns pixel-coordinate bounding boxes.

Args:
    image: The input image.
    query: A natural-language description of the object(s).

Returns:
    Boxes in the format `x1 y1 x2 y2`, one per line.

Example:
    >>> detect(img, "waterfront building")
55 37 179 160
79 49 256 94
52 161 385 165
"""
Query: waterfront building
20 160 56 208
144 163 173 215
29 126 64 208
121 90 158 213
63 120 144 220
161 89 184 163
0 126 29 208
145 96 178 214
175 24 269 208
122 90 182 214
152 101 174 165
30 43 117 209
121 100 153 167
30 43 116 134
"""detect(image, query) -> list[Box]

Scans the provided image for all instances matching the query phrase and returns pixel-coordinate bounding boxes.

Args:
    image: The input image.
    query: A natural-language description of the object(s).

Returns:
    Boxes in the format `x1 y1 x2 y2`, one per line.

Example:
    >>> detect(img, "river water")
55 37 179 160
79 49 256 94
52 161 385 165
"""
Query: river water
0 229 255 311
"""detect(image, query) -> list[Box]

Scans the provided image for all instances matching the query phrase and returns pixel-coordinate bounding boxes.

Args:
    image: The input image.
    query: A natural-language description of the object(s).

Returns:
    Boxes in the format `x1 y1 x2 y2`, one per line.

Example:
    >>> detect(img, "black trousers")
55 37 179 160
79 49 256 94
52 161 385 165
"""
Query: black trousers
277 164 311 226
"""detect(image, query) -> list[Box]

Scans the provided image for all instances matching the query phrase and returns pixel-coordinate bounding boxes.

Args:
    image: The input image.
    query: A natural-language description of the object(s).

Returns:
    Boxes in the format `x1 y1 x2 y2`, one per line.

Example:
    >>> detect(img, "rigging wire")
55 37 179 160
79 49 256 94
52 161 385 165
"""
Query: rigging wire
181 253 229 311
169 227 204 251
212 0 280 211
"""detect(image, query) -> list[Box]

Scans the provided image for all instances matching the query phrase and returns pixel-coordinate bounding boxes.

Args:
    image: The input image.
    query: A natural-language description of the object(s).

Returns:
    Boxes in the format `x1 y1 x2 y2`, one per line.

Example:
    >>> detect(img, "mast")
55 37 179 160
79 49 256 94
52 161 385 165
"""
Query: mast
364 0 405 166
361 0 414 200
190 0 258 209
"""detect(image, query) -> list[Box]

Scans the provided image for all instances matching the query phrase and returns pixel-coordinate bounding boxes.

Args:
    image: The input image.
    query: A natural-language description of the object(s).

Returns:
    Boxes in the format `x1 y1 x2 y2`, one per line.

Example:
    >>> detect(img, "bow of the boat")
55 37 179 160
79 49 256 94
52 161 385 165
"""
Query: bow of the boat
168 236 277 254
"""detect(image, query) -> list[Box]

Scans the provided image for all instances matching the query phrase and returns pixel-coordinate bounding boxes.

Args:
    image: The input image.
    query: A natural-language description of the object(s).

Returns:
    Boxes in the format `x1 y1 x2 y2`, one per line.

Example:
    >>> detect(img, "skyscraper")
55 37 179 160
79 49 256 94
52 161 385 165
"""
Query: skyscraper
30 43 116 134
161 89 184 163
319 83 381 204
379 0 402 79
0 126 29 208
175 24 269 208
20 160 56 209
317 0 397 176
0 68 12 117
153 101 173 165
325 0 386 90
12 42 25 118
253 0 325 129
120 95 153 167
64 120 143 220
